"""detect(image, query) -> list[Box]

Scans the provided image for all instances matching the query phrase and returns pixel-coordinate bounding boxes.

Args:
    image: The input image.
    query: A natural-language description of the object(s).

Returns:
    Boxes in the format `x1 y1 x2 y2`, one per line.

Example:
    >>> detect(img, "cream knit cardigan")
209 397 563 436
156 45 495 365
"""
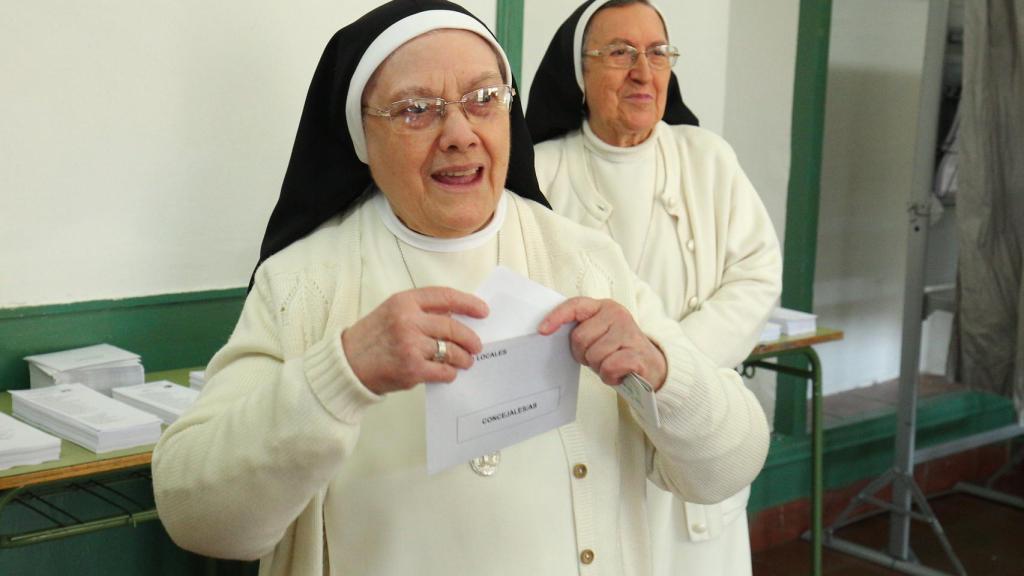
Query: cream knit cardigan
535 123 782 563
535 122 783 369
152 195 770 576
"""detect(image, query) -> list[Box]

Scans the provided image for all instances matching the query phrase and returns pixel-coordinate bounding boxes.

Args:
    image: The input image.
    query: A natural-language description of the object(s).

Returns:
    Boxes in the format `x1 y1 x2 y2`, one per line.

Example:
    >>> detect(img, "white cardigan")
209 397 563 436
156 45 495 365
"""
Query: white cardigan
535 124 782 568
152 194 770 576
535 122 782 369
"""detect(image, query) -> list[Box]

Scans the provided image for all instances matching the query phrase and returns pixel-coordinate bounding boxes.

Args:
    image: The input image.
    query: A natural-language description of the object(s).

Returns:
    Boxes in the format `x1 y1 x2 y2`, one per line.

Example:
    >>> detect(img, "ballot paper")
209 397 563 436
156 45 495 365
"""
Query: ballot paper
112 381 199 425
0 411 61 471
24 344 144 395
617 372 661 429
425 266 580 475
10 383 162 453
188 370 206 391
769 307 817 336
759 321 782 343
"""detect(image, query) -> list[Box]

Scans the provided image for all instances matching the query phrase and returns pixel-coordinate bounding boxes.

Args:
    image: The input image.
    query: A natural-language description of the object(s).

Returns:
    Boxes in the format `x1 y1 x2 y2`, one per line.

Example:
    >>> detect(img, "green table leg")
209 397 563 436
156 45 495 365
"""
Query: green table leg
746 350 824 576
806 348 823 576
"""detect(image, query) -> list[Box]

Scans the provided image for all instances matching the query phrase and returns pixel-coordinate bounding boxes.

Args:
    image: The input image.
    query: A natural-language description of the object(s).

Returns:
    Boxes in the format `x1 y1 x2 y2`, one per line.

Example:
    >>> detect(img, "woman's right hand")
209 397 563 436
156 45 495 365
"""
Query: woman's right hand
341 287 488 395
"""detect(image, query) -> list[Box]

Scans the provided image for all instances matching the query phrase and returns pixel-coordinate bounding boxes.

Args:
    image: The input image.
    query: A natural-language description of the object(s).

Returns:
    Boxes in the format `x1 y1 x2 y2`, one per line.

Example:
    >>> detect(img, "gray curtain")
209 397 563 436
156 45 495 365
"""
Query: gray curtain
950 0 1024 422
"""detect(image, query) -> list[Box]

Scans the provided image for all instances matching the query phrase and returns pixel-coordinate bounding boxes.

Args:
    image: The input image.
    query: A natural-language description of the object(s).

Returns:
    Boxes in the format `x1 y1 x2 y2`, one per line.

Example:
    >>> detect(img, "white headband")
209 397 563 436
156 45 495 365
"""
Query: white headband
345 10 512 163
572 0 668 94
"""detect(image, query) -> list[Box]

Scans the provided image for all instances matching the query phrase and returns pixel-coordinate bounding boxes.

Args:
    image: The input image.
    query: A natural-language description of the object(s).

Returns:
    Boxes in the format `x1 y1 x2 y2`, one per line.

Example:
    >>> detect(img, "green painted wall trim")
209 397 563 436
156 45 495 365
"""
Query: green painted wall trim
0 289 246 392
748 391 1016 515
782 0 832 311
0 288 245 321
775 0 834 436
495 0 525 82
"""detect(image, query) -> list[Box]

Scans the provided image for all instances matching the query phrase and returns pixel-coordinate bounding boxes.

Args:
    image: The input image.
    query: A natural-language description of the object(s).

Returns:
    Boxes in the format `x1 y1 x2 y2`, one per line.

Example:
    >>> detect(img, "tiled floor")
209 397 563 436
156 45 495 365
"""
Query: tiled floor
754 375 1024 575
814 373 966 429
753 481 1024 575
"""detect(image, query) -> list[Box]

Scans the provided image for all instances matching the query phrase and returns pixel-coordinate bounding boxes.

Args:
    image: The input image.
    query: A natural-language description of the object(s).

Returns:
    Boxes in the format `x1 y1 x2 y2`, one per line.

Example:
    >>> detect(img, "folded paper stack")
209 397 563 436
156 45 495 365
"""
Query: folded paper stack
24 344 144 396
10 383 162 453
112 381 199 425
0 411 61 470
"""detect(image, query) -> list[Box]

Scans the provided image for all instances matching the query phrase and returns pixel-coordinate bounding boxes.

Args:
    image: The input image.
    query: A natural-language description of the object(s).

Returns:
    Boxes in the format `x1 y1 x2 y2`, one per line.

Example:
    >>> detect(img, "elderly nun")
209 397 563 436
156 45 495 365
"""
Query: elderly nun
152 2 769 575
527 1 783 575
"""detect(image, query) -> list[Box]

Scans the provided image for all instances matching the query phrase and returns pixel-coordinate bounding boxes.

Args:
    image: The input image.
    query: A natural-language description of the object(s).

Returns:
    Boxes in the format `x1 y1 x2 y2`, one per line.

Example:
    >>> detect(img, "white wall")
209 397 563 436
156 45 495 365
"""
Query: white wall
814 0 932 394
3 0 799 335
0 1 495 307
721 0 800 415
649 0 732 135
722 0 799 247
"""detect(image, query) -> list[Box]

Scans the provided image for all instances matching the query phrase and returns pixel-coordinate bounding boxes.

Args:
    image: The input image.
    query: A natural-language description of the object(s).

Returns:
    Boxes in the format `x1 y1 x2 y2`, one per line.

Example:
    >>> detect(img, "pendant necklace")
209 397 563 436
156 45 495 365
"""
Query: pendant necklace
394 232 502 478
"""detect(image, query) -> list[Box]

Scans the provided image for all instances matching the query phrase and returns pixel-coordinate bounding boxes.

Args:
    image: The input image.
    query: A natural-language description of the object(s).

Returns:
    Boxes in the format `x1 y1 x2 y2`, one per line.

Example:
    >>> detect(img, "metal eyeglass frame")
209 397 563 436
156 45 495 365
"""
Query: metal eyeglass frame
363 84 516 133
582 43 680 70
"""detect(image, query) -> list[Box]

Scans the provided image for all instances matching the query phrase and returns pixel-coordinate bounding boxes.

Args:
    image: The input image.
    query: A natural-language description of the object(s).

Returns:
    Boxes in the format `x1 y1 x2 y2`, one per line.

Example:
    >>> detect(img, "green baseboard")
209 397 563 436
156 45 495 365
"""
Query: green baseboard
0 289 246 392
749 390 1017 515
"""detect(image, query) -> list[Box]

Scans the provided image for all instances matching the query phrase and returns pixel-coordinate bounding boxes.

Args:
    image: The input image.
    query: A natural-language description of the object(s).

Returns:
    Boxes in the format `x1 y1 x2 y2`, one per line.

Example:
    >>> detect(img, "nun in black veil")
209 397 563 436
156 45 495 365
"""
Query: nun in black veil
527 2 782 575
152 2 769 574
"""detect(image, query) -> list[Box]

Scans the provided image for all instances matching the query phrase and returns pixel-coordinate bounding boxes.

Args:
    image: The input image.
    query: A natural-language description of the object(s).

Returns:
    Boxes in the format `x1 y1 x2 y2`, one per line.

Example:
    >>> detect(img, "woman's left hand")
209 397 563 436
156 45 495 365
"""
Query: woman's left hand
538 297 667 391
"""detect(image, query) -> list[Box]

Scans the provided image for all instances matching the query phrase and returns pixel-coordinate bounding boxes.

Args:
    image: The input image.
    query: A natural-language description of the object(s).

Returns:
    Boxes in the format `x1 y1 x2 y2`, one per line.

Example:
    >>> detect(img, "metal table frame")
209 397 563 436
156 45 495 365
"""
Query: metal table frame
0 371 189 548
0 466 157 548
743 328 844 576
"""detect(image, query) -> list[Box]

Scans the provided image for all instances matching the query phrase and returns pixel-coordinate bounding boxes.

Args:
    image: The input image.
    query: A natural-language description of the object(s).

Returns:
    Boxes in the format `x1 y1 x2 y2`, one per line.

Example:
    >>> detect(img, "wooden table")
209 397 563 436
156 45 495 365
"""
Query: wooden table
743 328 844 576
1 333 845 560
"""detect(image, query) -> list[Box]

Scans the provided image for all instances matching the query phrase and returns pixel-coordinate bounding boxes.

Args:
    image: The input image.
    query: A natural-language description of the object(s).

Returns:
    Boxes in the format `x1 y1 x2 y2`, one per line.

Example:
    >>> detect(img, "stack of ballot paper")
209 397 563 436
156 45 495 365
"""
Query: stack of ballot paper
188 370 206 391
112 381 199 425
24 344 144 396
759 321 782 343
10 383 163 453
769 307 818 336
0 411 61 470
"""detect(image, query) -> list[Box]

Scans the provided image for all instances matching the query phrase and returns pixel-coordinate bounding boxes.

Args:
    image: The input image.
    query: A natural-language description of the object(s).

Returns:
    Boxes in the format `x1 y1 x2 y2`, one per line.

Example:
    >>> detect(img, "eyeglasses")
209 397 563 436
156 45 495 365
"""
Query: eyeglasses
582 43 679 70
363 84 516 134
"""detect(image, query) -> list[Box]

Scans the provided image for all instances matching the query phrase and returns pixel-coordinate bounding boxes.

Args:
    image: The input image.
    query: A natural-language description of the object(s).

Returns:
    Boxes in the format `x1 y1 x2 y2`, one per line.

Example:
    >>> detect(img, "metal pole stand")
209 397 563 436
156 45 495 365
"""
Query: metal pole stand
821 1 961 573
952 433 1024 510
823 467 966 576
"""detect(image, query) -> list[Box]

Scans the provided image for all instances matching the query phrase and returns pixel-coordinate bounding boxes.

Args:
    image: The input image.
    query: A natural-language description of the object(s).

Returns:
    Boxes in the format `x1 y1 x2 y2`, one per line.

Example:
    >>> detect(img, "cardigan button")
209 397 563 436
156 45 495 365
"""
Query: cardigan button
688 296 699 309
573 463 588 479
692 522 708 534
686 239 695 252
580 549 595 564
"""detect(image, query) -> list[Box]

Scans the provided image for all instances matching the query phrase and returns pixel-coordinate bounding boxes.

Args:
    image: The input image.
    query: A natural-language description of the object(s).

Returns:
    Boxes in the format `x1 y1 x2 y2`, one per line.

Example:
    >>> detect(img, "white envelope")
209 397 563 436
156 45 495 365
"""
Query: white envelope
425 266 580 475
459 266 568 341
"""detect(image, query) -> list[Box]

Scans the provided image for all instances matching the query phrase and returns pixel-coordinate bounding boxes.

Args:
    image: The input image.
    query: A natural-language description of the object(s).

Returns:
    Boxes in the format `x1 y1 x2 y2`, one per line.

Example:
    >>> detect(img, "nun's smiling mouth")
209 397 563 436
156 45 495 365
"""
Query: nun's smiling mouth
431 165 484 188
